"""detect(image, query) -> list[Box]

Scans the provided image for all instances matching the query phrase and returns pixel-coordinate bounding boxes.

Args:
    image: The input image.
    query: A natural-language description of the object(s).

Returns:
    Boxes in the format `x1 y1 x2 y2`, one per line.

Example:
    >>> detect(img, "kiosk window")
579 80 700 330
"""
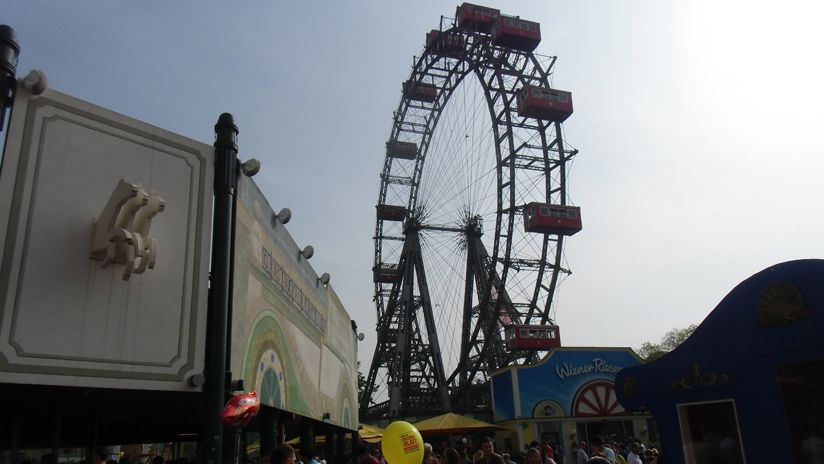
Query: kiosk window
778 360 824 463
677 400 745 463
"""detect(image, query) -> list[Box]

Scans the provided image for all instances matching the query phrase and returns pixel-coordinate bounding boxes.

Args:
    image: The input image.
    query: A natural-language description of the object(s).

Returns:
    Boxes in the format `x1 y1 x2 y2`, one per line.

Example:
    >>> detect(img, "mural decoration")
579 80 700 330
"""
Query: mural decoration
669 363 734 392
532 400 565 418
231 176 358 430
757 282 813 328
340 396 353 430
572 380 625 417
255 347 286 409
492 348 641 422
621 377 639 400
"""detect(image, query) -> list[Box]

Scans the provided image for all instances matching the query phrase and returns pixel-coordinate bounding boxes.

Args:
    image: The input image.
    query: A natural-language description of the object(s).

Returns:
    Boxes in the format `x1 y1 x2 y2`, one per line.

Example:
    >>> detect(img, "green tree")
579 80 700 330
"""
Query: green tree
357 361 366 400
637 324 698 361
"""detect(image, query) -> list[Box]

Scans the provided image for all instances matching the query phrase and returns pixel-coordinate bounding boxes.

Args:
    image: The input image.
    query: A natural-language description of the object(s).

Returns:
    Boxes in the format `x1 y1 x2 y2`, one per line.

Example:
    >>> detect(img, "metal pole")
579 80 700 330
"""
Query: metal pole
10 407 20 464
335 430 346 459
0 25 20 174
300 419 314 453
0 25 19 132
324 428 335 464
223 160 240 464
202 113 238 464
350 432 359 464
260 407 277 459
52 411 62 463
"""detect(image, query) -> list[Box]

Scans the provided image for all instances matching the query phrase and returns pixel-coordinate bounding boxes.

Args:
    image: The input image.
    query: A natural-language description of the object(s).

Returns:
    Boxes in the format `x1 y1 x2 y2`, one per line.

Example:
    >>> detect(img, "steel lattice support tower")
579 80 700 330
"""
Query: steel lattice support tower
360 220 451 419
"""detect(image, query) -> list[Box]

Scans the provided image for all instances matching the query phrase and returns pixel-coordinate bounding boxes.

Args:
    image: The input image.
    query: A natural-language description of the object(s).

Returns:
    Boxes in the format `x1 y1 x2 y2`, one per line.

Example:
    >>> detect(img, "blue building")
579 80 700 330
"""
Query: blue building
616 259 824 463
491 347 650 460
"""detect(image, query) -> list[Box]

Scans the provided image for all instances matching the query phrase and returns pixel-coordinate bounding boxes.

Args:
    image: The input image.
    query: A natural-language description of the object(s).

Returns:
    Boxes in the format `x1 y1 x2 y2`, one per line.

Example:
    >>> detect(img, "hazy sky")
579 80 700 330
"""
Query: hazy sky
6 0 824 371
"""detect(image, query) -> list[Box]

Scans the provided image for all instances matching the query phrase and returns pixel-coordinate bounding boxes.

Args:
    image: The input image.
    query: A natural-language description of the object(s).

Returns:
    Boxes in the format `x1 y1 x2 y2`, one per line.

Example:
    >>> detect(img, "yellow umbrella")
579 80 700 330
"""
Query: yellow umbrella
285 424 384 446
412 413 503 436
359 423 384 444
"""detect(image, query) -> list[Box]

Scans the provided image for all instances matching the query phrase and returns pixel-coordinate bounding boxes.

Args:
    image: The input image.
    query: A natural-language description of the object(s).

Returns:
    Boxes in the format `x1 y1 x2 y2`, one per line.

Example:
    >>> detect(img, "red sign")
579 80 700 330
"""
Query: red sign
401 433 420 453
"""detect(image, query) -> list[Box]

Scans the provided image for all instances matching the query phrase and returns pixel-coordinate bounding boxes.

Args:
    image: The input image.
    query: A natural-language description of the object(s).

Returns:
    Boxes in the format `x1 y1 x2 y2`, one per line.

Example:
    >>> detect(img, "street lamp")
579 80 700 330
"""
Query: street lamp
0 25 20 130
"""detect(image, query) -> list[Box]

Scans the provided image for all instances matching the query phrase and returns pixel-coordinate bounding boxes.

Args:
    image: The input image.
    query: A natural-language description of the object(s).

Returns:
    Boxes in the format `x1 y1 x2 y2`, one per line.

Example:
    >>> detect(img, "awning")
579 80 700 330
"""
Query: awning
285 423 384 445
358 423 385 443
411 412 503 435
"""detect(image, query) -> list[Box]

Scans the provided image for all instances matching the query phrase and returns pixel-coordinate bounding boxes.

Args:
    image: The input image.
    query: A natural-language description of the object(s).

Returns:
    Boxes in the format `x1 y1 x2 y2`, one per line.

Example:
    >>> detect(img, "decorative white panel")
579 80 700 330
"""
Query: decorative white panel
0 86 213 391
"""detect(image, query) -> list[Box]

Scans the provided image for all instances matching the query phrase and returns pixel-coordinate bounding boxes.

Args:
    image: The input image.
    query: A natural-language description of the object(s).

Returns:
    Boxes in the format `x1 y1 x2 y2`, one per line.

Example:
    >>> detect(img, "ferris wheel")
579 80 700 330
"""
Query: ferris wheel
361 3 581 420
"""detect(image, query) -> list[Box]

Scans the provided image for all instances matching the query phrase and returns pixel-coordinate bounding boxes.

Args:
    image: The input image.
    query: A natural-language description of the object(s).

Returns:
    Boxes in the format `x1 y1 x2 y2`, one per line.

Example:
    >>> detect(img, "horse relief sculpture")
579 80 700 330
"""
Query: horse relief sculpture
89 179 165 280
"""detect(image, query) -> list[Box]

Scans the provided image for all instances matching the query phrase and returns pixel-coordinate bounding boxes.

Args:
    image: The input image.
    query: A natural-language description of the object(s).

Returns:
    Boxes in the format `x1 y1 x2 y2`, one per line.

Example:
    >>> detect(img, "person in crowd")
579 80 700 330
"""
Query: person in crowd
575 441 588 464
454 439 471 464
526 447 554 464
589 436 614 464
474 437 504 464
586 457 610 464
356 446 379 464
442 448 461 464
301 447 320 464
273 445 297 464
540 444 553 464
92 449 108 464
424 444 440 464
643 449 660 464
801 417 824 463
611 443 626 464
550 443 562 463
625 444 642 464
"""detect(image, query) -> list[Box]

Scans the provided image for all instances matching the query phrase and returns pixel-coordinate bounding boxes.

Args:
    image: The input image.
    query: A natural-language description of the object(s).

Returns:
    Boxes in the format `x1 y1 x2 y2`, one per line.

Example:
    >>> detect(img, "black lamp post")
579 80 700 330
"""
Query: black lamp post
202 113 238 464
0 25 20 131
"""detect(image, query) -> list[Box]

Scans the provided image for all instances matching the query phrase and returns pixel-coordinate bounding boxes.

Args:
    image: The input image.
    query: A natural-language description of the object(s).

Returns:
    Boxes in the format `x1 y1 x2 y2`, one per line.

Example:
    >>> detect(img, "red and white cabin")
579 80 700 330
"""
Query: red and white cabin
517 85 573 122
491 16 541 52
403 80 438 103
373 263 400 283
523 202 582 236
426 30 466 56
505 324 561 351
456 3 500 33
386 140 418 160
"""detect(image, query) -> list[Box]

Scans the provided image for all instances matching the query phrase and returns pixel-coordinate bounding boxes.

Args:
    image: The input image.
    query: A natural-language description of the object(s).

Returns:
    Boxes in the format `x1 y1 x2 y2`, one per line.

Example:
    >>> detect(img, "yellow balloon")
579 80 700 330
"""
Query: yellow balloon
381 421 424 464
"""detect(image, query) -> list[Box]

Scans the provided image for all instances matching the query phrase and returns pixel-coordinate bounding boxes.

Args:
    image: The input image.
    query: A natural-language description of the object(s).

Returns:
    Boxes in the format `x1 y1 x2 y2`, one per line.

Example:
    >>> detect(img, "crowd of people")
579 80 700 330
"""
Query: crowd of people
12 434 662 464
264 435 662 464
410 436 663 464
570 437 661 464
